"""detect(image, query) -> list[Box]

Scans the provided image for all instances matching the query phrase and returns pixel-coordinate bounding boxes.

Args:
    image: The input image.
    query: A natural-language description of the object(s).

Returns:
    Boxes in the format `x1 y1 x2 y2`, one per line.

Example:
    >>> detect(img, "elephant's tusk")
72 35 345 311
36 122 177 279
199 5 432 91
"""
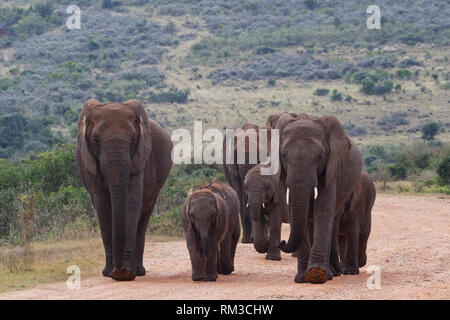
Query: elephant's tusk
246 202 249 208
262 203 265 208
286 188 290 205
314 186 318 200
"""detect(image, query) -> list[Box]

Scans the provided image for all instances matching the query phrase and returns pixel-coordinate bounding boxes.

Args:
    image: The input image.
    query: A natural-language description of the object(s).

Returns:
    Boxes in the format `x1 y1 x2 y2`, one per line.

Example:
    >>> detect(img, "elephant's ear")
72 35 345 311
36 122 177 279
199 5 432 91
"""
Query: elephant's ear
318 115 351 187
266 114 279 129
181 197 192 232
77 99 102 175
123 100 152 174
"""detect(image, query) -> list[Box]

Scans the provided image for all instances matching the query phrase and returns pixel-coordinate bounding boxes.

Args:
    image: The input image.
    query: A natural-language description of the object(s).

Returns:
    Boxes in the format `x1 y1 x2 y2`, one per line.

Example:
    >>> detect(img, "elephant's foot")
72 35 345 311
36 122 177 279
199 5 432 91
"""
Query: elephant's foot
358 253 367 268
102 264 113 277
111 266 136 281
136 264 146 276
218 266 234 275
241 235 254 244
265 252 281 261
305 264 332 284
294 272 306 283
203 275 217 282
330 264 342 277
342 267 359 275
192 274 203 281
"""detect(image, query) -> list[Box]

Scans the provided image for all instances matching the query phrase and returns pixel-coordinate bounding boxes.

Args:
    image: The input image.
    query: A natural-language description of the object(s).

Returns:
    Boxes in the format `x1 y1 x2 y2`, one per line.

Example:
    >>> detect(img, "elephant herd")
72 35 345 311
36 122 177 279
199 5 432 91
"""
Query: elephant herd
76 99 375 284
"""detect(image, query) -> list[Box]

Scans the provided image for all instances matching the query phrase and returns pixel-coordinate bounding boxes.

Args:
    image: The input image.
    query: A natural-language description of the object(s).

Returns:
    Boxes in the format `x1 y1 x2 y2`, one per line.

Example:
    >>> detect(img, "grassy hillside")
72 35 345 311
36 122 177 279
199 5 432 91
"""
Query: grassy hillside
0 0 449 159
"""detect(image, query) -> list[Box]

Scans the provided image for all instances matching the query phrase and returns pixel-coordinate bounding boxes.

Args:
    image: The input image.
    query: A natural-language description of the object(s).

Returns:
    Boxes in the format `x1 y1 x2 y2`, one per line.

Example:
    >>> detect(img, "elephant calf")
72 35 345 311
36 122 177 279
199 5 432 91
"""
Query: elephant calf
244 164 288 260
182 178 240 281
338 170 376 275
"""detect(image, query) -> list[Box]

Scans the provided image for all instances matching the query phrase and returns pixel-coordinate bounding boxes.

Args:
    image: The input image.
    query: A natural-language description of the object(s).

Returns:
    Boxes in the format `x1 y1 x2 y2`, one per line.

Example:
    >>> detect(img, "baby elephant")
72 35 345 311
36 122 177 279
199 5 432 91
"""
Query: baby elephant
338 170 376 275
182 178 240 281
244 164 289 260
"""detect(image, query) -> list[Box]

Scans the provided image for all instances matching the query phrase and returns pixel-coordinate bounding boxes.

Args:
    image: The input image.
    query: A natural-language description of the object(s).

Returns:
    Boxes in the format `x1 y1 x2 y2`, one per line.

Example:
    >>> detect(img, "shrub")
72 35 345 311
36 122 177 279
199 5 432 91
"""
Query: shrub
313 88 329 96
0 78 13 91
330 89 342 101
304 0 318 10
437 155 450 185
361 78 375 95
421 121 440 141
374 80 393 95
396 69 412 79
149 88 190 104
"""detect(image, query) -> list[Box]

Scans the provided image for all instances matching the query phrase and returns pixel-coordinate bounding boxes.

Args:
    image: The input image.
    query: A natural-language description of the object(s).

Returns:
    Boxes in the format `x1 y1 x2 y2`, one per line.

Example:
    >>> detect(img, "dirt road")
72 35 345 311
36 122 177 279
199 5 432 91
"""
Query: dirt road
1 194 449 300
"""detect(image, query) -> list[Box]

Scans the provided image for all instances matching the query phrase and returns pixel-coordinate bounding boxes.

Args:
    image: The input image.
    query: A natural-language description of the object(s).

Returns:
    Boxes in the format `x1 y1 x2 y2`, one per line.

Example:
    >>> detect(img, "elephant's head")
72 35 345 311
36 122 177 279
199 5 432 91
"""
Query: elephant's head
275 113 351 253
183 190 224 257
77 99 151 280
244 164 275 253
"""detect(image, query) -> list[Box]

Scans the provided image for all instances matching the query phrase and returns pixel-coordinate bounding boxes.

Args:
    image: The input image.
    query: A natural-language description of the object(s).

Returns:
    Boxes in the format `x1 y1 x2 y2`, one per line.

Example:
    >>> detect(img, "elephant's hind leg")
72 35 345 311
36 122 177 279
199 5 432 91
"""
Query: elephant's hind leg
218 235 234 275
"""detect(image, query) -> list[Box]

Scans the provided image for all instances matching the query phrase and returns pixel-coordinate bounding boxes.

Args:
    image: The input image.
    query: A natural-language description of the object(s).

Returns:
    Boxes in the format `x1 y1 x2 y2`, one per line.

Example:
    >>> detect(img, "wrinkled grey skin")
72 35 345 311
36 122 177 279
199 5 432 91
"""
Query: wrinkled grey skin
222 123 272 244
275 113 362 284
244 164 289 260
182 179 241 282
76 99 173 281
338 170 375 275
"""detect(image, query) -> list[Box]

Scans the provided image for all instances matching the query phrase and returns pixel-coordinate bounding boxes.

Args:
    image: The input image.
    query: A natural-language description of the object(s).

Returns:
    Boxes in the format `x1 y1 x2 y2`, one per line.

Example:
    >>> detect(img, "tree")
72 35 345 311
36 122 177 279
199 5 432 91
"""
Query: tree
421 121 440 141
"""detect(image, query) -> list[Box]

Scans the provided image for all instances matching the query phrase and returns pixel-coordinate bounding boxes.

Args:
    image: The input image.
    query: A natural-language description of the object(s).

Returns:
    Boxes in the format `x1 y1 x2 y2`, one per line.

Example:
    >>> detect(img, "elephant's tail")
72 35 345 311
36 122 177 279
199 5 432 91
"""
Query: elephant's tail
201 235 209 258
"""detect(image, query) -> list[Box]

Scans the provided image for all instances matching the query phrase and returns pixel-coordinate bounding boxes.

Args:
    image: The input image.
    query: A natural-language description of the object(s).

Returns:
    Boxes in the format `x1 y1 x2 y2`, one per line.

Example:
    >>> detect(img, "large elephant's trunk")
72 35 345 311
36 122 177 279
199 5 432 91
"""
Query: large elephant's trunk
248 189 268 253
279 186 311 253
105 158 134 281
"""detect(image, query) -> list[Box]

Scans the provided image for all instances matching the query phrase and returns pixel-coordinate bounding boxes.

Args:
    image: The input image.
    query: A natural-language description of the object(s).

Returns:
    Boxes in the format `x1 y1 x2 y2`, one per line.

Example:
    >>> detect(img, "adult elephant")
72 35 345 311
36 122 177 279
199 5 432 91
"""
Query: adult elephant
275 113 362 284
222 123 272 243
76 99 173 281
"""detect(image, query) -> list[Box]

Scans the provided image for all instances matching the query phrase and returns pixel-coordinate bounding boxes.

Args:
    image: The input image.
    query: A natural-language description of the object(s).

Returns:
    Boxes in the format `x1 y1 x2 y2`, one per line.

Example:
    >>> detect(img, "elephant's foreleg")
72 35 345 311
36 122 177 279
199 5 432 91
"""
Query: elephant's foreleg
294 229 311 283
93 192 113 277
187 232 203 281
266 211 282 261
305 186 335 284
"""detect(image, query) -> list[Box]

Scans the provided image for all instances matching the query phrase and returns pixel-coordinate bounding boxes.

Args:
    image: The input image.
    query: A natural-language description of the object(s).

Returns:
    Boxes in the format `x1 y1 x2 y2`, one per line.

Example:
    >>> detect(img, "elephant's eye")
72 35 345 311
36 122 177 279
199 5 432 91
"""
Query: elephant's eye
93 136 100 144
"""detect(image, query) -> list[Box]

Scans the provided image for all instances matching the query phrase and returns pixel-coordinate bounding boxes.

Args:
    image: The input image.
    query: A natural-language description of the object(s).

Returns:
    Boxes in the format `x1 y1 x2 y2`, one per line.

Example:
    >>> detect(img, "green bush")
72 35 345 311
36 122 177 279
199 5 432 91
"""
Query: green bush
313 88 329 96
421 121 440 141
0 78 13 91
437 154 450 185
361 78 375 95
330 89 342 101
396 69 412 79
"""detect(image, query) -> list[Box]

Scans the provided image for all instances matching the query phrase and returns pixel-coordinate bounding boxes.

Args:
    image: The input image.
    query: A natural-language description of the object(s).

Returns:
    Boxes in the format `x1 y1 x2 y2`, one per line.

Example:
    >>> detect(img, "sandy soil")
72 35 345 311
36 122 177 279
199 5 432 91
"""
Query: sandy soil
1 194 449 300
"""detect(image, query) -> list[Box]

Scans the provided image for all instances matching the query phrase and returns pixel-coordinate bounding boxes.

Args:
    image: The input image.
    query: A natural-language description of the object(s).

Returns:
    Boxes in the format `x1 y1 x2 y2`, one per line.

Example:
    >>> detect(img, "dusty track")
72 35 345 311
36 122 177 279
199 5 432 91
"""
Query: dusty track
1 194 449 300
